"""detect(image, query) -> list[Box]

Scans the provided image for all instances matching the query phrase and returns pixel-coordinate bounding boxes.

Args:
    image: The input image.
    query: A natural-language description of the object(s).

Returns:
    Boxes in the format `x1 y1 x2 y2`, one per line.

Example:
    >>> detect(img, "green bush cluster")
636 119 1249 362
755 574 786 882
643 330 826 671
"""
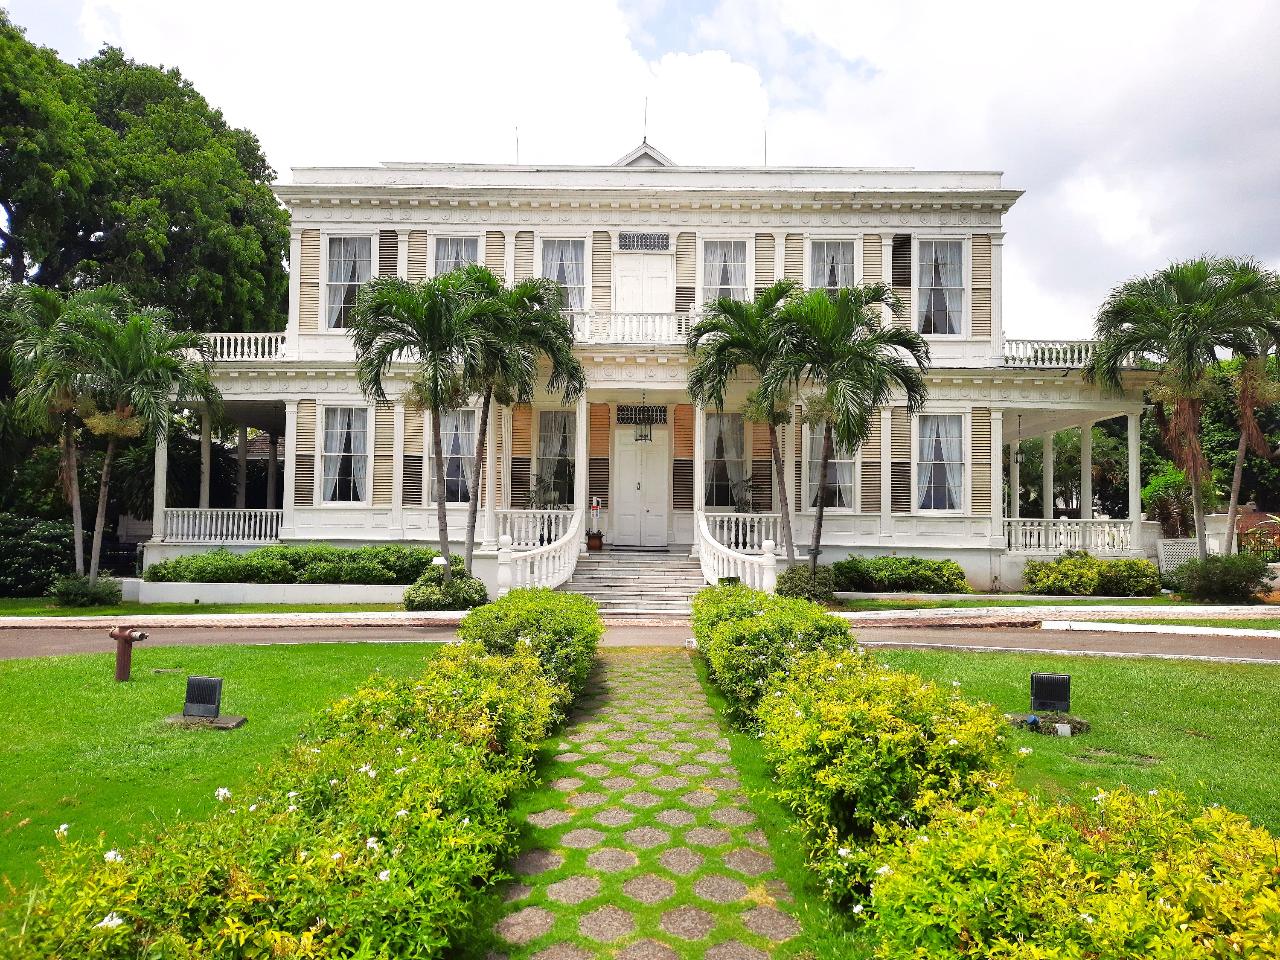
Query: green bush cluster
870 788 1280 959
775 563 836 601
832 555 970 594
1169 553 1272 602
0 513 75 597
48 574 122 608
144 544 444 585
402 557 488 611
1023 550 1161 596
2 591 599 958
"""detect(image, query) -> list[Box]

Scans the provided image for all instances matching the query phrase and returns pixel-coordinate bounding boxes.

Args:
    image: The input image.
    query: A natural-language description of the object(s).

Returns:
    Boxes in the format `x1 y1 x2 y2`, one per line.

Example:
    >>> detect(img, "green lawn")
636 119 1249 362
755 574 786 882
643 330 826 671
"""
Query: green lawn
0 597 404 617
0 642 440 888
875 649 1280 832
840 595 1182 612
1088 616 1280 630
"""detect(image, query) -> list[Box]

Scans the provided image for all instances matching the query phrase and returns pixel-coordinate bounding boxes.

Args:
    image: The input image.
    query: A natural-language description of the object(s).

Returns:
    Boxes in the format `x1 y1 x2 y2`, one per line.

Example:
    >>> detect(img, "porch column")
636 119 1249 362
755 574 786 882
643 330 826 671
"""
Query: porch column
1041 431 1054 520
692 403 706 556
151 428 168 541
482 401 499 548
199 412 212 509
573 393 588 548
1079 420 1093 520
990 410 1004 531
235 425 248 509
266 433 279 508
282 400 298 534
1009 441 1021 520
1127 411 1142 545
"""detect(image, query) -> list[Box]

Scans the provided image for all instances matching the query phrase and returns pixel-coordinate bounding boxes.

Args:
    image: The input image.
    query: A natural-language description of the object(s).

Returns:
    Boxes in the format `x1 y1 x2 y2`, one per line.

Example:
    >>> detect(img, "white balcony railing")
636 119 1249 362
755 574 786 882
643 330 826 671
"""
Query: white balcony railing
695 511 778 592
163 508 283 543
1005 518 1133 554
1003 339 1098 368
496 508 576 548
496 508 583 594
205 332 287 362
575 311 693 345
704 513 782 553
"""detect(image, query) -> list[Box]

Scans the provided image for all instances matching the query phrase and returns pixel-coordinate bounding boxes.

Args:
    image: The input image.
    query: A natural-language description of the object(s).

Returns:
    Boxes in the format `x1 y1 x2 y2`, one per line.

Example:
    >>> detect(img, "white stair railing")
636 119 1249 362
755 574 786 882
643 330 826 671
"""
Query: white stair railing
705 513 782 553
496 508 576 548
1004 518 1133 553
496 508 583 595
695 510 778 592
163 508 283 543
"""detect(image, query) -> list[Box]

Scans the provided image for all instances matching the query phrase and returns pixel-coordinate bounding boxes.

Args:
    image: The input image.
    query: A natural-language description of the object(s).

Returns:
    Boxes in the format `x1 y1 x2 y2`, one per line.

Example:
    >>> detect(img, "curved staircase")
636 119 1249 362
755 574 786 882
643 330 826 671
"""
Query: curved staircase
560 548 704 617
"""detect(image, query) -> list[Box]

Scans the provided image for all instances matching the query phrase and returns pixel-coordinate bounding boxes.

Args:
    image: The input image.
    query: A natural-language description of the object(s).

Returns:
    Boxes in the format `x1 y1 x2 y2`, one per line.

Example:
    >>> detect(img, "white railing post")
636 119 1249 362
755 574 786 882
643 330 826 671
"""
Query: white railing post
496 535 513 597
760 541 777 593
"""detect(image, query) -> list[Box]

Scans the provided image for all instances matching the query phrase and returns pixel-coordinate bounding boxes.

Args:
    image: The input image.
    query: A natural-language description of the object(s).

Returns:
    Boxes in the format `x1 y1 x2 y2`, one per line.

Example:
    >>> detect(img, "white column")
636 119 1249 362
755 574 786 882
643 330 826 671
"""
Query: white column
1009 441 1021 521
151 428 168 540
235 425 248 509
483 401 499 547
573 393 588 549
282 400 298 534
1127 411 1142 546
287 230 302 360
266 433 278 508
392 401 405 532
397 229 409 279
879 408 893 540
199 412 212 509
990 232 1006 354
990 410 1004 533
503 230 515 284
692 403 706 557
1041 431 1054 520
1079 420 1093 520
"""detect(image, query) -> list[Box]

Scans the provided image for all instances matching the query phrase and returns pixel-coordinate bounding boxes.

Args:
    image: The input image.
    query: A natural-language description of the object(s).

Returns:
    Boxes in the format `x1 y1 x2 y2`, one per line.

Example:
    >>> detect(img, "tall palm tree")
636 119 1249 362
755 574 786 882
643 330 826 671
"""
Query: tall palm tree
452 265 585 572
57 291 219 583
687 279 799 562
1088 257 1280 561
768 286 930 574
350 276 490 582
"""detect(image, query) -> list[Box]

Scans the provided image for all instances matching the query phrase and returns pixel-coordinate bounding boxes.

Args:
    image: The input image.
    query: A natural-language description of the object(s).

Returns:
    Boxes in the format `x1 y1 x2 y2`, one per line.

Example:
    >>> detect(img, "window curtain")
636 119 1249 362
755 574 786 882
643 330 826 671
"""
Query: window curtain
917 414 963 509
536 410 575 506
808 427 854 508
541 240 586 310
706 413 746 504
327 237 370 328
323 407 368 502
702 241 747 301
919 240 963 335
810 241 856 291
435 237 478 275
440 411 476 502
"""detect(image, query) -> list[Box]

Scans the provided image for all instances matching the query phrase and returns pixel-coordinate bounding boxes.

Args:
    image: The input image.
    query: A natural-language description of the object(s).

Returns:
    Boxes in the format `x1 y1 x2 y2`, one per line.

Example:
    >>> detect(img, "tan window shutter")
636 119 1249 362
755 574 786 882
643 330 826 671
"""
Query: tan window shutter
890 406 912 513
793 406 804 512
298 231 320 332
591 232 612 312
675 232 696 313
509 403 532 508
971 235 993 338
860 408 882 513
783 235 804 282
514 232 534 281
971 408 992 515
378 230 398 278
589 402 611 507
754 234 775 294
294 400 316 505
862 235 884 325
371 402 394 505
407 231 428 281
751 420 773 511
402 405 423 506
493 408 504 507
484 231 505 276
671 403 693 511
891 235 913 329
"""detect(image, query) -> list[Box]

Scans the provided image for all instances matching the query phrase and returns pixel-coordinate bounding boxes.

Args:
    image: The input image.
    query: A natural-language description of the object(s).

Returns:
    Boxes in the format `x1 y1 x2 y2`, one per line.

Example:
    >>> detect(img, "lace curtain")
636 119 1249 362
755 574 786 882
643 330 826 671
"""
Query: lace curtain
435 237 479 275
326 236 370 328
917 414 963 510
541 239 586 310
808 426 855 508
702 241 747 303
918 240 963 335
536 410 576 506
437 410 477 503
322 407 368 502
810 241 857 292
705 412 746 507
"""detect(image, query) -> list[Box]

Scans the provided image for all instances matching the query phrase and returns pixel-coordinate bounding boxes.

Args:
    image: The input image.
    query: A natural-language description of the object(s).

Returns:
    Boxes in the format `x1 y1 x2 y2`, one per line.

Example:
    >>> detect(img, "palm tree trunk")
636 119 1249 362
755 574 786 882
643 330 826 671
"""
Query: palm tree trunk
430 407 454 583
88 436 116 585
463 387 493 573
1187 449 1209 563
767 422 796 563
1224 432 1248 555
809 423 833 576
61 422 85 575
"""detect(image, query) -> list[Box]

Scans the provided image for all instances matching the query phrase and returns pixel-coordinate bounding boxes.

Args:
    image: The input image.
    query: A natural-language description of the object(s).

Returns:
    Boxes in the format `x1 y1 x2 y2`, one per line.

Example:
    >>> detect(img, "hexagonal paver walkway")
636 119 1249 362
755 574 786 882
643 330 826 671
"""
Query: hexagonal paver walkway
487 650 795 957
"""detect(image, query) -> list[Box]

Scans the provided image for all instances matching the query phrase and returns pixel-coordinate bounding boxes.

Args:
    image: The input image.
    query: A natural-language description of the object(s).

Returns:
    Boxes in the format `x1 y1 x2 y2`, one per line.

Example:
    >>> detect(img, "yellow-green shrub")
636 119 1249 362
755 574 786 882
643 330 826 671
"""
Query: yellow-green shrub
690 583 771 642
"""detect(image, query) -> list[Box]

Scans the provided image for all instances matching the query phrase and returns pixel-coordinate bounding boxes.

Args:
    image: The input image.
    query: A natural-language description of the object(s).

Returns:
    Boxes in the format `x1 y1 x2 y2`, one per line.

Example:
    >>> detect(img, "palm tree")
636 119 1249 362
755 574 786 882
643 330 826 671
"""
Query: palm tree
350 276 490 582
1088 257 1280 561
57 291 219 583
687 280 799 562
452 265 585 573
768 286 930 574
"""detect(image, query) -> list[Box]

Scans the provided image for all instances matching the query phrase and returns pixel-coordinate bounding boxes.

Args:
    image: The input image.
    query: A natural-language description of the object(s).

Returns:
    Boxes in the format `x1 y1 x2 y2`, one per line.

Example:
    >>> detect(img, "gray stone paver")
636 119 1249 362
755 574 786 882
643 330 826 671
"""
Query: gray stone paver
493 652 792 957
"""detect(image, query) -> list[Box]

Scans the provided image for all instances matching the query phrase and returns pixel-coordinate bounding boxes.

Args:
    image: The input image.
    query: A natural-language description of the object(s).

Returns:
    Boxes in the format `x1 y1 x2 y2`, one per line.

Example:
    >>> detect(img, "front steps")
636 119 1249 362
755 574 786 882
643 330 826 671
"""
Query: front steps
561 548 705 617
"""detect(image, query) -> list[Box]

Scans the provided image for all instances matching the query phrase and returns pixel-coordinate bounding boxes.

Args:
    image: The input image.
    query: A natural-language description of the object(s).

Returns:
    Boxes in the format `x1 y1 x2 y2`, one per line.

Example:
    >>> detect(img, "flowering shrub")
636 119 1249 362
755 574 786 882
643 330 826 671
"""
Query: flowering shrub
690 583 771 642
756 649 1011 908
775 563 836 601
143 544 444 584
456 588 602 706
0 641 571 957
832 555 970 593
870 788 1280 958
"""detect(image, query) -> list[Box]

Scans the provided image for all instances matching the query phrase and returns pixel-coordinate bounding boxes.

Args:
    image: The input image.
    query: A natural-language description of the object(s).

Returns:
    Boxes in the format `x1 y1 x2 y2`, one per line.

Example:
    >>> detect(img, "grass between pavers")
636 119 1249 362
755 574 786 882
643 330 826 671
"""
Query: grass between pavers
0 597 405 616
839 595 1183 611
875 649 1280 833
1084 616 1280 630
0 642 440 889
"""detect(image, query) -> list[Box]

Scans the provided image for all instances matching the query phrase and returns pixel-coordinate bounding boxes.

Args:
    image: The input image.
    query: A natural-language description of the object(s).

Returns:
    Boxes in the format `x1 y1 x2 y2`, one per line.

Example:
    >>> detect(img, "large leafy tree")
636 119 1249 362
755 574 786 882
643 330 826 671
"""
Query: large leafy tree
687 280 799 562
0 15 288 332
768 286 931 574
453 265 584 573
1088 257 1280 560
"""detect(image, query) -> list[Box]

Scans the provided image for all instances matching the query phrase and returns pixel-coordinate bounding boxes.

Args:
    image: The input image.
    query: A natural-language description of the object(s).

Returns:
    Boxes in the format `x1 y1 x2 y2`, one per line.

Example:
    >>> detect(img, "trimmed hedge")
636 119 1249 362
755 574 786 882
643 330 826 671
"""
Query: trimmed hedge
48 574 122 608
775 563 836 601
871 788 1280 958
144 544 443 585
1023 550 1161 597
832 555 970 594
0 513 75 597
403 558 488 611
1169 553 1272 603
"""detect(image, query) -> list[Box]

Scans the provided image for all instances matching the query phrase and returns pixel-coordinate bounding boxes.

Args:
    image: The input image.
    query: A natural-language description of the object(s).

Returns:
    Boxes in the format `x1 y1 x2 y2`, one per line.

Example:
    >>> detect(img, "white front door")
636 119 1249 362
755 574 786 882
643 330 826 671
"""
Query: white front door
612 426 670 547
613 254 674 313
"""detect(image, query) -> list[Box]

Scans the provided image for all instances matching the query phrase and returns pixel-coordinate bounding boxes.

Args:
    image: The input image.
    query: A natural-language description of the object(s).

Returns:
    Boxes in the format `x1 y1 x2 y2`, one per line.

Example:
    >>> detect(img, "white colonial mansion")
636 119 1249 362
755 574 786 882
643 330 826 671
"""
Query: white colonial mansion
143 142 1152 597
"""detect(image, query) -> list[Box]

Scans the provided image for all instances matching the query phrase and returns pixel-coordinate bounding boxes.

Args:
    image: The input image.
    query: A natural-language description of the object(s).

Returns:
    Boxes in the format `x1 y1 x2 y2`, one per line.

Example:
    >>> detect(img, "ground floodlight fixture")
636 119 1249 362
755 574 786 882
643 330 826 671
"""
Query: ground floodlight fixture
1031 672 1070 713
184 676 223 718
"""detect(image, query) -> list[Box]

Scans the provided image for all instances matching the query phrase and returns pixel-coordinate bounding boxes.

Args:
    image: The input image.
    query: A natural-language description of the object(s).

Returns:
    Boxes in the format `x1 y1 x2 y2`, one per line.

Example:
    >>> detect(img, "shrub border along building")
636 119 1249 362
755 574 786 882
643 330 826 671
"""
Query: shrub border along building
832 555 971 594
143 544 446 585
2 589 602 958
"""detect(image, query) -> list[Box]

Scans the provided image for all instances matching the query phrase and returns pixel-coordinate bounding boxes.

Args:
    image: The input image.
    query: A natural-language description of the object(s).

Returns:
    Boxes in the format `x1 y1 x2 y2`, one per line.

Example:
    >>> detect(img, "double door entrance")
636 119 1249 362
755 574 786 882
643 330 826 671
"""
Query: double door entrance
612 426 669 547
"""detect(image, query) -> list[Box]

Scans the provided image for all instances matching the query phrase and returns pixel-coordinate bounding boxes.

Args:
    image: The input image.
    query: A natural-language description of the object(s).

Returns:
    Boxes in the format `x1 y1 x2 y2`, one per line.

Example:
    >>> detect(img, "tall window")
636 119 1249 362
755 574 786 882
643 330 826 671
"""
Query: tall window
702 241 748 303
917 414 964 510
431 410 477 503
810 241 856 294
541 239 586 311
918 240 964 335
704 413 746 508
434 237 479 275
326 236 371 329
322 407 368 502
536 410 576 507
807 427 856 508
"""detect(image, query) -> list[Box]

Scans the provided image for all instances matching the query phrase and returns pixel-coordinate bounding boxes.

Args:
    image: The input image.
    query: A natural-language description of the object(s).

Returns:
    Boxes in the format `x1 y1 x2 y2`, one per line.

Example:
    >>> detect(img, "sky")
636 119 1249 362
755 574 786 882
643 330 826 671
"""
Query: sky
11 0 1280 338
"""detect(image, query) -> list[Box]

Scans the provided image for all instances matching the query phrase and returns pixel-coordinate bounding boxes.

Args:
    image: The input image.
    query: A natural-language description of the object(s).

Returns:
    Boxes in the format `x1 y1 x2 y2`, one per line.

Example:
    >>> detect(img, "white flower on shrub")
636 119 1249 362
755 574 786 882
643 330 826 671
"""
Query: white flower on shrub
1148 789 1159 796
103 850 122 863
394 767 407 776
94 912 125 930
875 865 892 876
366 837 380 851
1079 912 1095 924
287 791 299 798
951 680 960 687
946 738 959 746
1093 790 1107 804
461 817 470 827
837 847 851 858
396 809 409 818
248 804 257 813
56 824 69 838
851 904 864 914
287 805 298 813
330 779 339 786
331 852 343 861
215 787 231 801
378 869 390 882
1018 747 1033 756
357 764 377 778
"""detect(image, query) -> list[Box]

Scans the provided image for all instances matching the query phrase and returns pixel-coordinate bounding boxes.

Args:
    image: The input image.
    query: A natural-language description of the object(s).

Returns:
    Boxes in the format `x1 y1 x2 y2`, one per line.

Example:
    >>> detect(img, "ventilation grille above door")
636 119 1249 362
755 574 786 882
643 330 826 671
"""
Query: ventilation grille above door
616 405 668 425
618 232 670 251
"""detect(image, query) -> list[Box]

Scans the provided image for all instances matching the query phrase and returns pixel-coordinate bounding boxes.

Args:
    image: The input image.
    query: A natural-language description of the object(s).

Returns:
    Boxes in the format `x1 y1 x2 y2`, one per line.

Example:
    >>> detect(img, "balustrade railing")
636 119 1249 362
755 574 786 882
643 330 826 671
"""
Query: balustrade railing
1003 339 1097 368
496 508 576 548
205 333 287 362
695 511 778 592
575 311 693 345
704 513 782 553
496 509 583 594
1005 518 1133 553
164 508 283 543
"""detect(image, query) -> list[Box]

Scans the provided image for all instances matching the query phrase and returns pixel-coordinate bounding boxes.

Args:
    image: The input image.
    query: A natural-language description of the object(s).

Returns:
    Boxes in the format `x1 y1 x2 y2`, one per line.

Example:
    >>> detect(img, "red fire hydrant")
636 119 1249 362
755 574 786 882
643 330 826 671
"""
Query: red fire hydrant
109 626 148 682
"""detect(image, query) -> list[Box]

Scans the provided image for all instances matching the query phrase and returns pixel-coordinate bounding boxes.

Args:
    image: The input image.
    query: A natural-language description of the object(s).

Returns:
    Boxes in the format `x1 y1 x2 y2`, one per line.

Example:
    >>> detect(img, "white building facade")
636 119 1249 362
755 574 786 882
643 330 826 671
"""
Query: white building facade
144 144 1151 593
